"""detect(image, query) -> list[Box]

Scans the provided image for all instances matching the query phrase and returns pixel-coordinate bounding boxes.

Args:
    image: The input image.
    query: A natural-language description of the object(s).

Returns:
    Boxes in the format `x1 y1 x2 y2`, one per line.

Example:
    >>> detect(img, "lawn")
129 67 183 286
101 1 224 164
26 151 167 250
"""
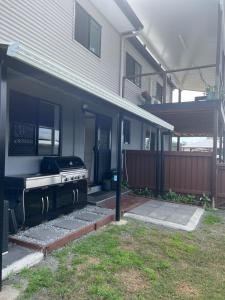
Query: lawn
11 210 225 300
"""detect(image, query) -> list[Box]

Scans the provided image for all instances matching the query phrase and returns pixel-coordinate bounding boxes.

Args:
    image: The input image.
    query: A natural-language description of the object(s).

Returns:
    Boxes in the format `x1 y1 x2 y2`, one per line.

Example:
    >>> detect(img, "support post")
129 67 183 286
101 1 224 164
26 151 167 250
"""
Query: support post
219 126 223 163
212 108 218 206
162 72 167 103
155 128 160 195
223 130 225 162
0 55 7 290
215 4 222 97
116 112 123 221
178 89 182 103
177 136 180 151
160 133 164 194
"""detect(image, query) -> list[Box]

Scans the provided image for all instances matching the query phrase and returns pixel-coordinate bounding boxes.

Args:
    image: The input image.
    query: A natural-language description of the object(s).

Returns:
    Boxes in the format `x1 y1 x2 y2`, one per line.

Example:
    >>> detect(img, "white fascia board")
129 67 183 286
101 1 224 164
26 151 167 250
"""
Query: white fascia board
6 42 173 131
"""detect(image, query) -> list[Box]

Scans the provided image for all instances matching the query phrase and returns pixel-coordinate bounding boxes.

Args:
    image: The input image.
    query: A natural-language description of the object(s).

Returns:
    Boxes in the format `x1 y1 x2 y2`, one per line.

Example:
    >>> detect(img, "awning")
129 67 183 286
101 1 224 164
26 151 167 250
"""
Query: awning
142 100 223 137
1 41 173 131
127 0 221 92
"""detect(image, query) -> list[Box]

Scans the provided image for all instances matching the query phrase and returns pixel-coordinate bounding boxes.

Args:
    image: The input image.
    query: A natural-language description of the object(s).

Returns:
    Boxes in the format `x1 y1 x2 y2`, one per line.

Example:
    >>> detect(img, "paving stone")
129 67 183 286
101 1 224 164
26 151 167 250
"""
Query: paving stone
69 211 103 222
52 219 88 231
23 226 67 242
85 205 114 215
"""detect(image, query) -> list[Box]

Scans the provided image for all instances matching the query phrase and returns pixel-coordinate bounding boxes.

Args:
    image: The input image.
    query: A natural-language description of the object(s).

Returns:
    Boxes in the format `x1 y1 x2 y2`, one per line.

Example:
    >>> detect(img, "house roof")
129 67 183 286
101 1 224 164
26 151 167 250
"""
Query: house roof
127 0 221 91
1 42 173 131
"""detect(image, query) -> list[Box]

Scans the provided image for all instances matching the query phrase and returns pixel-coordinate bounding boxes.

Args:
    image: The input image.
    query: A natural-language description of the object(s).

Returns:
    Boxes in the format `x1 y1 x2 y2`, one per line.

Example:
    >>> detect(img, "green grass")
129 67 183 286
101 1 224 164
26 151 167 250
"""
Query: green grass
15 213 225 300
203 213 223 225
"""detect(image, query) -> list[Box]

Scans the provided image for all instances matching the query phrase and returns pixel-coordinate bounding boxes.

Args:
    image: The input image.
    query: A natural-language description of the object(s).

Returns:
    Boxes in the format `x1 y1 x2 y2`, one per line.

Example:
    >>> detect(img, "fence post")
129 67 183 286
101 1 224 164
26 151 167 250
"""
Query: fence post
155 128 160 195
160 133 165 194
212 108 218 206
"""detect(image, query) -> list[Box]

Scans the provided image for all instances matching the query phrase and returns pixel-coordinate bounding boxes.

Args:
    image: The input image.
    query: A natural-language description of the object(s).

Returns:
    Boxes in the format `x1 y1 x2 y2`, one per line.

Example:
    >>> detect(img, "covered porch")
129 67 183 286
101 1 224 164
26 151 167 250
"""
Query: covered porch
0 42 173 286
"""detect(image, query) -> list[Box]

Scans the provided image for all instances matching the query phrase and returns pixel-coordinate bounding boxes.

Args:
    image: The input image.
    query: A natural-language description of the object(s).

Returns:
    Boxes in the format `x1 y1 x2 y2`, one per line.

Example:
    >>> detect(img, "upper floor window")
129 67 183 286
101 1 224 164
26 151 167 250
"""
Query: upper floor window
9 91 61 156
126 53 142 88
75 2 101 57
156 82 163 102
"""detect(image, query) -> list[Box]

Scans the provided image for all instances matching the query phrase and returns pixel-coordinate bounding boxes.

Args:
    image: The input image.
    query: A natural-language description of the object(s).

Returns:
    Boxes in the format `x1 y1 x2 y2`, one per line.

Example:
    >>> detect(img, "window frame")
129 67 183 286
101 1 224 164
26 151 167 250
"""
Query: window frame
9 91 62 157
126 53 142 88
74 2 102 58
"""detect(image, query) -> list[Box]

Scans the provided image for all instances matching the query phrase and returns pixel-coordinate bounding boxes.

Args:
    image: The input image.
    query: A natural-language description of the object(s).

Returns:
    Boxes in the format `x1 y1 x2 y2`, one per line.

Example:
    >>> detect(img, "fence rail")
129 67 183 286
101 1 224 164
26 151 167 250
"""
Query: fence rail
123 150 225 208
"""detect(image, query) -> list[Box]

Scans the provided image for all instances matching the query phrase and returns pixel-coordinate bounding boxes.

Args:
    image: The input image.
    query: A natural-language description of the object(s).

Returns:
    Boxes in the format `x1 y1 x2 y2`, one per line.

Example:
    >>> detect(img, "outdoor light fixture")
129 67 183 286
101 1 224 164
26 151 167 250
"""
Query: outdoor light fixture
82 103 88 111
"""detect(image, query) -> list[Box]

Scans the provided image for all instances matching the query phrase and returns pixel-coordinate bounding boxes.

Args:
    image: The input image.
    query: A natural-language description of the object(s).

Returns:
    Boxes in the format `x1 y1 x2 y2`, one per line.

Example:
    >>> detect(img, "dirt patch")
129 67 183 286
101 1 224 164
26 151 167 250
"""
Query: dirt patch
116 269 149 292
76 256 100 273
178 283 200 297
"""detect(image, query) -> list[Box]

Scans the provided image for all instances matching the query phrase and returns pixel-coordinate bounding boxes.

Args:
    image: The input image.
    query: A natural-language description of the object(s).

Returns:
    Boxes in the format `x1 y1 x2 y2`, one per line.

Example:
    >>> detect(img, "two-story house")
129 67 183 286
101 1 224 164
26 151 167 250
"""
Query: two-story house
0 0 173 192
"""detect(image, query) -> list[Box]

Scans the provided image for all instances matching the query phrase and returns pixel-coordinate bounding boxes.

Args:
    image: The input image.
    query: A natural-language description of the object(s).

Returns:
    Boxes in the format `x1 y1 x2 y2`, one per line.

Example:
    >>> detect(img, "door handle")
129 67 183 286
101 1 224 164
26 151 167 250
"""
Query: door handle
72 189 76 205
46 196 49 213
41 197 45 215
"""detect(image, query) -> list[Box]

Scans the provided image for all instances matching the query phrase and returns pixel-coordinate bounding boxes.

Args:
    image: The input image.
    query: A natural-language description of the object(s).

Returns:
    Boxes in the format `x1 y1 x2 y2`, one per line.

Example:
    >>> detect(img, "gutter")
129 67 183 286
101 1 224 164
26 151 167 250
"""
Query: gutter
114 0 144 31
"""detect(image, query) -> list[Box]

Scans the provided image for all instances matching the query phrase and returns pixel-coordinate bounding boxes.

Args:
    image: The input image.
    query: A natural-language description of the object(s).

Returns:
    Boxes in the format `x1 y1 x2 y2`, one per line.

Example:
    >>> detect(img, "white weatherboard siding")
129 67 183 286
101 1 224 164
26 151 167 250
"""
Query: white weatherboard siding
124 40 173 105
0 0 121 94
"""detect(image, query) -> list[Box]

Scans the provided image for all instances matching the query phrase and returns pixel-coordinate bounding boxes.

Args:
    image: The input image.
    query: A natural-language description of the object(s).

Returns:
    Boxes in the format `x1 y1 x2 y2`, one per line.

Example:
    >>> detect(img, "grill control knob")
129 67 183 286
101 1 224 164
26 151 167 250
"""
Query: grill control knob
64 178 68 182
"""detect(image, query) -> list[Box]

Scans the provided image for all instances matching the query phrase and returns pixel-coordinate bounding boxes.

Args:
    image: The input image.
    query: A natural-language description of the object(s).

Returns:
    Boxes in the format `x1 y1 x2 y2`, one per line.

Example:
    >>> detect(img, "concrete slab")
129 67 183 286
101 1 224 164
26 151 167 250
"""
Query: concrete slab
2 244 33 267
125 200 204 231
0 285 20 300
0 251 44 280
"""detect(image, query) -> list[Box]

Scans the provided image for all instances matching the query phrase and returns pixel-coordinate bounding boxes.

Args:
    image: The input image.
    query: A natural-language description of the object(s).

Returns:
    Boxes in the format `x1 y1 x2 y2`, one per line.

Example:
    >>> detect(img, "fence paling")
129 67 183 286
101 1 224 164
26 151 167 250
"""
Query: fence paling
124 150 213 195
216 164 225 208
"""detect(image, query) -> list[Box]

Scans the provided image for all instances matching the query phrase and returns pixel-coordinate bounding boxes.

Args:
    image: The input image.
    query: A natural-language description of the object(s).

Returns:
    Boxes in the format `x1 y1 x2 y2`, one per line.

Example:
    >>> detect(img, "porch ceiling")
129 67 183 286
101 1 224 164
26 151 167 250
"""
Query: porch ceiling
127 0 220 91
141 100 222 137
1 42 174 131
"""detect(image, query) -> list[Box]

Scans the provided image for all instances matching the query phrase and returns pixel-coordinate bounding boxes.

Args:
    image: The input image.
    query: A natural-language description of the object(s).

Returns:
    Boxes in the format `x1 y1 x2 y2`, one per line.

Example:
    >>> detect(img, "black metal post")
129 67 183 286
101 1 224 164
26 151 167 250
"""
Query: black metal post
116 112 123 221
155 128 160 196
177 136 180 151
160 132 164 194
0 54 7 290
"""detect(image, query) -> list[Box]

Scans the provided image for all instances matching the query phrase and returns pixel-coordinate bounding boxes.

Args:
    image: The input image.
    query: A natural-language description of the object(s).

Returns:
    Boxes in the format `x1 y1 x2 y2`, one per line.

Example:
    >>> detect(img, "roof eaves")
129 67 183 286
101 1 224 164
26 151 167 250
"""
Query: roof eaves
114 0 143 31
128 37 177 89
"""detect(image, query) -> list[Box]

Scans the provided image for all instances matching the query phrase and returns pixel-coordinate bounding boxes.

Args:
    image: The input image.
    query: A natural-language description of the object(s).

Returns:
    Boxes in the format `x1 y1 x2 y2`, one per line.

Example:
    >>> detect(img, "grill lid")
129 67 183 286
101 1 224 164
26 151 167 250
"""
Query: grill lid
40 156 86 174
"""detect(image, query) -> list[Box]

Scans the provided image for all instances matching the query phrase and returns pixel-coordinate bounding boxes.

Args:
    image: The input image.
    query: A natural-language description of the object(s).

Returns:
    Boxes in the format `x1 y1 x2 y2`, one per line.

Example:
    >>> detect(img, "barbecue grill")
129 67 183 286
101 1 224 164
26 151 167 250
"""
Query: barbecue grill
5 156 88 232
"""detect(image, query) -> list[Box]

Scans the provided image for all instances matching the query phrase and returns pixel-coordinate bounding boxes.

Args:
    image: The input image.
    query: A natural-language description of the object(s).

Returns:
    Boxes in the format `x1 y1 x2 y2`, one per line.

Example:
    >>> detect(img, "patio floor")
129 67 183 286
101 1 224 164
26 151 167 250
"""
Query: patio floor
9 205 114 253
99 194 149 212
124 199 204 231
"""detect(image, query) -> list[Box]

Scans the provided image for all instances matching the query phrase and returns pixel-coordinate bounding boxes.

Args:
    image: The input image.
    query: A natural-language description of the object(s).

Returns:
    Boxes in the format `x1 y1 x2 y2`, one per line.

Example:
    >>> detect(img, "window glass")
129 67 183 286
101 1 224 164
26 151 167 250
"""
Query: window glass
75 3 101 57
126 54 142 87
145 130 151 150
38 102 60 156
38 127 53 156
9 91 61 156
90 18 101 56
75 3 89 49
9 92 37 156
